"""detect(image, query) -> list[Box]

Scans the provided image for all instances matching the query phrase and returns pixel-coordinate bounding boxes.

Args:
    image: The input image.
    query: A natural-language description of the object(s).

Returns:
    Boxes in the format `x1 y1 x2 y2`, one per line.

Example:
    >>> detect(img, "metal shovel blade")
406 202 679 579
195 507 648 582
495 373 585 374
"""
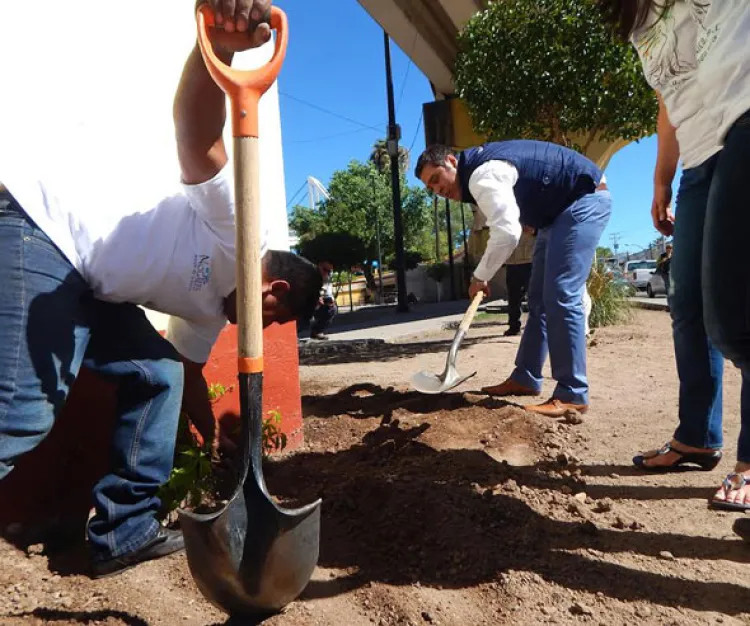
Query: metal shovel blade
178 374 321 616
410 293 484 395
410 327 477 394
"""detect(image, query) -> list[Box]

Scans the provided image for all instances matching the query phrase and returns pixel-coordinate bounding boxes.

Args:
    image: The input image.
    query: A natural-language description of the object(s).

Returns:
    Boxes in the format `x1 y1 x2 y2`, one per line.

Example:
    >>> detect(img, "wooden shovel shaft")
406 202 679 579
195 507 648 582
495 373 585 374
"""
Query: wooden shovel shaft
458 292 485 333
234 137 264 370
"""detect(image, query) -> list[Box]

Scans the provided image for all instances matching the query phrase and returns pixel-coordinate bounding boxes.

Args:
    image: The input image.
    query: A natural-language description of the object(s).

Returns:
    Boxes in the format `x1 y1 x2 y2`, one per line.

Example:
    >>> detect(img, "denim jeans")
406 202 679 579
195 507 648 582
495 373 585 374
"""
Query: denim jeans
689 107 750 461
669 161 727 453
0 193 183 560
511 190 612 405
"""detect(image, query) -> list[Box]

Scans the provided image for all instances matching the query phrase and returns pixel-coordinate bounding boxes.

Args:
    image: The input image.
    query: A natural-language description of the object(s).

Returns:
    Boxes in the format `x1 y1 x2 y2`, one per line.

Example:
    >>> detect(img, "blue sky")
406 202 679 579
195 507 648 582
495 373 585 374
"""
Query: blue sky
276 1 673 253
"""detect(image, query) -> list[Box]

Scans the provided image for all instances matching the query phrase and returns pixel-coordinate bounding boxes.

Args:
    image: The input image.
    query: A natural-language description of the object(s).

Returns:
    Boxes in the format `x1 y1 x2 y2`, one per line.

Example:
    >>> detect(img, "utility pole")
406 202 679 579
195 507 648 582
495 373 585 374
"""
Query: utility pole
445 198 457 300
383 31 408 313
370 174 384 301
609 232 622 264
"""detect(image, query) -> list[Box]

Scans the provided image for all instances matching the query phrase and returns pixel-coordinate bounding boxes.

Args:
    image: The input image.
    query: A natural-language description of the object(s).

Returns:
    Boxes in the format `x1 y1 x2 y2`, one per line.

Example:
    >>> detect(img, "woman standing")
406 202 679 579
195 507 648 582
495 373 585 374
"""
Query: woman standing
598 1 750 517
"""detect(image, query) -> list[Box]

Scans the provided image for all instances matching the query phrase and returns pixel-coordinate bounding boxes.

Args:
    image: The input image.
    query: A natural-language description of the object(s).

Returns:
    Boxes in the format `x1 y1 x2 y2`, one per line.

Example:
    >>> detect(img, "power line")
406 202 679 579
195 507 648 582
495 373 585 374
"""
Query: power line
279 90 382 132
286 180 308 209
408 112 424 153
287 126 377 145
395 31 419 115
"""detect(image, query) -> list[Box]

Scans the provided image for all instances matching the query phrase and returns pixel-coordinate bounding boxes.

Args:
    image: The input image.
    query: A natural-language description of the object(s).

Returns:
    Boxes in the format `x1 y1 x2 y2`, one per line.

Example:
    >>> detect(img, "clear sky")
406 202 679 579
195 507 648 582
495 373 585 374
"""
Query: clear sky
276 0 677 254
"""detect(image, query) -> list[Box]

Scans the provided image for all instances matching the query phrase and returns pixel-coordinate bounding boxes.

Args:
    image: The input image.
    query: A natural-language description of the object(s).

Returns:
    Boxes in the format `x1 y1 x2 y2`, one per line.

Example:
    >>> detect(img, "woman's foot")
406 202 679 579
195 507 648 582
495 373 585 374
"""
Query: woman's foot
632 440 722 472
711 465 750 511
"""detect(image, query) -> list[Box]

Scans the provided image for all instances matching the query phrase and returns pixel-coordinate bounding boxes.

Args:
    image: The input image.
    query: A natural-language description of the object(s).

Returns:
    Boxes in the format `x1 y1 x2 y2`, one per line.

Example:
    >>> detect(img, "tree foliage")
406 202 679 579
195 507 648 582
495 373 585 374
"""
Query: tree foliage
454 0 657 151
370 138 410 175
298 231 366 271
290 159 434 289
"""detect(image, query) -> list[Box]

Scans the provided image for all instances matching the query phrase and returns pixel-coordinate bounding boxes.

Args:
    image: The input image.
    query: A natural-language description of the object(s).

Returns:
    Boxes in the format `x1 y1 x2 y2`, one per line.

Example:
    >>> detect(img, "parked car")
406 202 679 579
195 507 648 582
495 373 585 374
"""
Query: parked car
647 271 667 298
623 259 657 291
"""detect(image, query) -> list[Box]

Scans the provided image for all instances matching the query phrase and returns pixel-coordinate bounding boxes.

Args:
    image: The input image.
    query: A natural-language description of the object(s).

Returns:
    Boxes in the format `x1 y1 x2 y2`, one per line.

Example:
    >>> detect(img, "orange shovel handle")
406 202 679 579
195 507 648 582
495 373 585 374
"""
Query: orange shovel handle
196 5 288 138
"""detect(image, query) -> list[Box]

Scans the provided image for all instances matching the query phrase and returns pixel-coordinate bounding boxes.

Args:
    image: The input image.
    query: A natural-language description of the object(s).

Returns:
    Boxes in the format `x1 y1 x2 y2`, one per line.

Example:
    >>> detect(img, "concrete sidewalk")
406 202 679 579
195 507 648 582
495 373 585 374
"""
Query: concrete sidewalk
305 300 476 342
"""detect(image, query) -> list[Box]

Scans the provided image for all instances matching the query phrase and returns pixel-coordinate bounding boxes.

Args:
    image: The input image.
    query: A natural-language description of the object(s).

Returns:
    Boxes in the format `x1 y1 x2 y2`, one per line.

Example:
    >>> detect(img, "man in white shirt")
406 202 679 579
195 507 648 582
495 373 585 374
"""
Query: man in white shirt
416 141 611 417
0 0 321 578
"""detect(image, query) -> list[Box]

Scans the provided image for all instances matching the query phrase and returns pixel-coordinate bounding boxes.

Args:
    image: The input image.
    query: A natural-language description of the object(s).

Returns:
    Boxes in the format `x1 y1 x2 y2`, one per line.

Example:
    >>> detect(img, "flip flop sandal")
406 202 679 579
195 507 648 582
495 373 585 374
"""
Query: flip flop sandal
710 473 750 511
633 442 722 472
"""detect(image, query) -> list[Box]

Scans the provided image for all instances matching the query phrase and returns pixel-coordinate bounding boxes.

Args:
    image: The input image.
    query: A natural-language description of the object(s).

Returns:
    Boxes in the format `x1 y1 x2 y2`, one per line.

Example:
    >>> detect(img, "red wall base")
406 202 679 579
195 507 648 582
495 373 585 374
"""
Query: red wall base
0 322 302 526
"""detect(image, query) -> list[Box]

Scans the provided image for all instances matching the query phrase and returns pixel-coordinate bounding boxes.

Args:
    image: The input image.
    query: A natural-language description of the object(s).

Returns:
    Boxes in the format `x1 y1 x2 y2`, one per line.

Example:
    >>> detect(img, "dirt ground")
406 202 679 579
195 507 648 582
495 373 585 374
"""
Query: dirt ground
3 309 750 626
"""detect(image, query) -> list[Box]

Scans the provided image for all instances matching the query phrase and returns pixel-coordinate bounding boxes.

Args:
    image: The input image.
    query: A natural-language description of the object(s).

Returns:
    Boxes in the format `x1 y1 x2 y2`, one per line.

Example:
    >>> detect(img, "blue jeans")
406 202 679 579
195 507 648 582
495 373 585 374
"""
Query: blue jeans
681 108 750 461
669 162 727 453
511 190 612 404
0 194 183 560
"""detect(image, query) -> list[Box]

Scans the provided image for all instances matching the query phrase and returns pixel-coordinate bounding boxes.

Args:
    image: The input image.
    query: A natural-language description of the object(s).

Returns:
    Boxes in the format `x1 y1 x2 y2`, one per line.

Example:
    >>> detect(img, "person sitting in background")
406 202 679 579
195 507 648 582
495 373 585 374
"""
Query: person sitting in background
310 261 337 340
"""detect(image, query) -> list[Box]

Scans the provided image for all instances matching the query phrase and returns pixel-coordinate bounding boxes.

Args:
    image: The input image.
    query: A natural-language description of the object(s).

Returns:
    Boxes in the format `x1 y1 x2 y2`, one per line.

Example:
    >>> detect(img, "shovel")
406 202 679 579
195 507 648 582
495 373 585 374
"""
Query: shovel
411 292 485 394
178 6 321 616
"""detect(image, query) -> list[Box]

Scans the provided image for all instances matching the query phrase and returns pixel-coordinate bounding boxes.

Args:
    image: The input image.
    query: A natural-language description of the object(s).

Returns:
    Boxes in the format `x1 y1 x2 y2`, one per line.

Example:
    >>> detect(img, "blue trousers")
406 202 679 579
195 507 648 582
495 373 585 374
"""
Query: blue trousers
673 108 750 461
0 194 183 560
511 190 611 405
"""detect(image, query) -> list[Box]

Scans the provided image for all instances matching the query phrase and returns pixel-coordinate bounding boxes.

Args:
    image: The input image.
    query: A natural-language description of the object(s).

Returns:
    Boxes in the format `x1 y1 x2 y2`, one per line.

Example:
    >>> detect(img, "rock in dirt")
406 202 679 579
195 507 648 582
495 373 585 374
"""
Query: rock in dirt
573 492 588 503
635 606 653 618
569 601 594 616
421 611 434 623
567 502 588 518
25 543 44 557
593 498 614 513
563 410 584 425
659 550 676 561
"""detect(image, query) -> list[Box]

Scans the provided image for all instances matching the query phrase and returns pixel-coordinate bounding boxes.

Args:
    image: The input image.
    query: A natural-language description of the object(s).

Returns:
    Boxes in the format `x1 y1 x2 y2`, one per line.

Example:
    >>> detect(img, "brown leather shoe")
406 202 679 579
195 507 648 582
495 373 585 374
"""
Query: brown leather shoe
482 378 541 397
524 398 588 417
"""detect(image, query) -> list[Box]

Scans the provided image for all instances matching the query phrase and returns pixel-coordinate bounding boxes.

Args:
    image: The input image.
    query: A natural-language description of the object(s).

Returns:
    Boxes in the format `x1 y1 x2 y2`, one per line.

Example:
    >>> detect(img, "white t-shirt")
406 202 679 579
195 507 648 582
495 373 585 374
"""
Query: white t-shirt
630 1 721 168
2 152 266 363
696 1 750 142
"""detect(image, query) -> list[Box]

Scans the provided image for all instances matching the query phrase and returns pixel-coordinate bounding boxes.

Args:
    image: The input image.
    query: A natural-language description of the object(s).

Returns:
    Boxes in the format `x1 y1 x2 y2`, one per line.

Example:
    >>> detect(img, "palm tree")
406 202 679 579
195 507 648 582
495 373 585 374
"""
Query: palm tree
369 139 409 175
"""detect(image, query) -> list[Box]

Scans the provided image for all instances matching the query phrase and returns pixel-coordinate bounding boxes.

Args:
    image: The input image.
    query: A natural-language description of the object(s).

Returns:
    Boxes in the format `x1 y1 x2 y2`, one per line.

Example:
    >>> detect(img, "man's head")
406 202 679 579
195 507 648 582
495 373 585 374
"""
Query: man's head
666 244 673 255
224 250 323 327
415 144 462 201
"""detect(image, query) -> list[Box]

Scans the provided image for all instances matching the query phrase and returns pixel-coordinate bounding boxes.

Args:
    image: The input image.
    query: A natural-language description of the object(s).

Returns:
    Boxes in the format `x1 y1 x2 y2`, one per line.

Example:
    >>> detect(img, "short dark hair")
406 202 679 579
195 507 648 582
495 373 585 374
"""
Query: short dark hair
414 144 454 179
264 250 322 321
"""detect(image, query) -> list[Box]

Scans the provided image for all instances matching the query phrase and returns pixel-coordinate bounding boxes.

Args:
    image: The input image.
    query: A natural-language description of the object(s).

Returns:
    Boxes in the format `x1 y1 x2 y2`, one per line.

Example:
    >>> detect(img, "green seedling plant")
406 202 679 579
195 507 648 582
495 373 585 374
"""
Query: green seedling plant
159 387 289 515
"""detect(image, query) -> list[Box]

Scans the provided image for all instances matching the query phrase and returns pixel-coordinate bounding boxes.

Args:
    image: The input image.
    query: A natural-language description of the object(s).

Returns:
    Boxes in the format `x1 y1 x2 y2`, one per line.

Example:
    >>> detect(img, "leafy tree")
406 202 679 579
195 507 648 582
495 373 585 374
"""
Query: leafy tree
370 138 410 175
454 0 657 152
596 246 615 259
298 231 366 271
290 161 433 290
388 250 423 271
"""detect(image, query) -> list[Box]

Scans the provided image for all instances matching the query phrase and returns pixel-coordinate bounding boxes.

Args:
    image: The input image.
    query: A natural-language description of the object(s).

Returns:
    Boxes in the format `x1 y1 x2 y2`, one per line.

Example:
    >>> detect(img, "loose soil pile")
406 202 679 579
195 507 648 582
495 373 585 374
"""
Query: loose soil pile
2 310 749 625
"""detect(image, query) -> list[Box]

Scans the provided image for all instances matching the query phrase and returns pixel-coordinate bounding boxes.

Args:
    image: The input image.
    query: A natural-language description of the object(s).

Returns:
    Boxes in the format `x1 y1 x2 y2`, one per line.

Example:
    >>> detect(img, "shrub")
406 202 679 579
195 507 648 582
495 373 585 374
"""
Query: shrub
587 263 633 329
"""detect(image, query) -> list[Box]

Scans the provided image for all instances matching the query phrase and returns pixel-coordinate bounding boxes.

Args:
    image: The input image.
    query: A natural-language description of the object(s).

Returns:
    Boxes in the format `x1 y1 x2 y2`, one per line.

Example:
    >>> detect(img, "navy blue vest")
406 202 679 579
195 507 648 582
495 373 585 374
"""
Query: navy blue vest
458 140 602 229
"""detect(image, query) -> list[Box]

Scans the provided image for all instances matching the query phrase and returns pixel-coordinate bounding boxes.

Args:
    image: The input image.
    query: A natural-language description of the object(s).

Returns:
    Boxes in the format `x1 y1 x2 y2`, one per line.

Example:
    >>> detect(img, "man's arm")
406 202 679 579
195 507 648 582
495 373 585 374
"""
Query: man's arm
652 91 679 236
181 358 218 444
174 45 232 185
174 0 272 184
469 161 523 296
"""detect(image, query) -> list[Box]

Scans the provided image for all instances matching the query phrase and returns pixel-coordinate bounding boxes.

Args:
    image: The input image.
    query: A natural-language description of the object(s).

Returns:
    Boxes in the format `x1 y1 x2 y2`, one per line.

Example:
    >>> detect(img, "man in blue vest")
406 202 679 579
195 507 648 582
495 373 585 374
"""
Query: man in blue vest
415 141 611 416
